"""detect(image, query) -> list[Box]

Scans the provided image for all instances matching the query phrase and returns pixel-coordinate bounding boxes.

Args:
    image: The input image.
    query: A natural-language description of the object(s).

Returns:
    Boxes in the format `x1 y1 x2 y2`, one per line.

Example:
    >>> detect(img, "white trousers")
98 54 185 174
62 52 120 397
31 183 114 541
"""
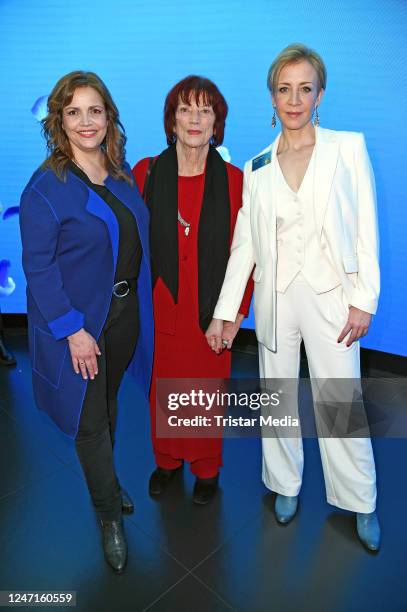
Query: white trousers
259 274 377 513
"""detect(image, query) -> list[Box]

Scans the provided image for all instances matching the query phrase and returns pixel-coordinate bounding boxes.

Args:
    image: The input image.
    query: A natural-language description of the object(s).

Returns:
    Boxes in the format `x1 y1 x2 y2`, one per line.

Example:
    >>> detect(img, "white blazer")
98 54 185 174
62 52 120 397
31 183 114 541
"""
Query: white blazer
213 126 380 352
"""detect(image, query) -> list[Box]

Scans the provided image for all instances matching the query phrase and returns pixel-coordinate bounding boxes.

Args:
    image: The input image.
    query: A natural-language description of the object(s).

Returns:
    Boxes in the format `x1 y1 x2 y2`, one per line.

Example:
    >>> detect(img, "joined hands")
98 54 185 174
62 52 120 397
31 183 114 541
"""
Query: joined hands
205 314 244 354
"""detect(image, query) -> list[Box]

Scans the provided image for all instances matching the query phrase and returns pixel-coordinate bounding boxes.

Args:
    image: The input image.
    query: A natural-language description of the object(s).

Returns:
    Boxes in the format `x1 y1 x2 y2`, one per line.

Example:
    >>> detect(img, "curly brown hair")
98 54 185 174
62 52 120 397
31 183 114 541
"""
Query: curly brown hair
41 71 132 184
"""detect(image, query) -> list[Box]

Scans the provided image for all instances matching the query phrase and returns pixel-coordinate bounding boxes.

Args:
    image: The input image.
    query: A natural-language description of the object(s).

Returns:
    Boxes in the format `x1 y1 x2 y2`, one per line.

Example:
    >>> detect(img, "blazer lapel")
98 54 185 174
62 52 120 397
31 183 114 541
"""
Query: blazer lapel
85 188 119 272
104 174 151 263
269 131 281 234
68 170 120 272
256 133 281 251
69 168 150 275
313 127 340 236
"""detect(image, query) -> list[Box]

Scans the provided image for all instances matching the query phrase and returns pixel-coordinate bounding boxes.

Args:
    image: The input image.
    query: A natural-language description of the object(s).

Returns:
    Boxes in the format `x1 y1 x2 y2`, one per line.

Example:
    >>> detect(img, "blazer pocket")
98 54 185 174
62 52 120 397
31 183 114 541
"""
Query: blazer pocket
252 266 263 283
33 326 68 389
342 255 358 274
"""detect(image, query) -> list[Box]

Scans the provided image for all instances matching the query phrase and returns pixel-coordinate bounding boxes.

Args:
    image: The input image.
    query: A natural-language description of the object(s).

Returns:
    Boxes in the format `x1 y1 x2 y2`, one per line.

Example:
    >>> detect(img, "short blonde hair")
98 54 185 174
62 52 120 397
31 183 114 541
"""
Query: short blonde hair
267 43 327 93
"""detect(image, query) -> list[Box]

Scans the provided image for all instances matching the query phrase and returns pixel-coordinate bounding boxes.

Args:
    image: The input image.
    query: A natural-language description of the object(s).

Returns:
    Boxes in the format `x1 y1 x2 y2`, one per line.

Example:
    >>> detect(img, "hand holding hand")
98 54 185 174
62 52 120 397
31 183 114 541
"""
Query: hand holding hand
67 328 101 380
221 313 245 350
205 319 224 354
337 306 372 347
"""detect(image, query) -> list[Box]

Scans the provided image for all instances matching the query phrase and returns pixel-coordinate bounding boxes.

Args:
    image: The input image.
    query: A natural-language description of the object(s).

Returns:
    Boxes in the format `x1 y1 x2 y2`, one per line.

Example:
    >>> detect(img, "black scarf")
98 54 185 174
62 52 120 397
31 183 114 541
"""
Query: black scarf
146 144 231 332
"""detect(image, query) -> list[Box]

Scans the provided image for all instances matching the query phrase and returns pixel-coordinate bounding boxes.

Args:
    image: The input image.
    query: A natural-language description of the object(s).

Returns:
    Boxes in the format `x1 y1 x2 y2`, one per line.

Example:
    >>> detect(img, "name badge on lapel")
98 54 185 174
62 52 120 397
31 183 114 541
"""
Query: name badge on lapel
252 151 271 172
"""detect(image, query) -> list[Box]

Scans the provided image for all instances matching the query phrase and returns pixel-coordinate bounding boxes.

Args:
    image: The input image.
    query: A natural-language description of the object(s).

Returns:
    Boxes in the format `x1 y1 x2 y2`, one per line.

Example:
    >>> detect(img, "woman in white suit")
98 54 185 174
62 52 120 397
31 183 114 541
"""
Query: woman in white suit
206 44 380 551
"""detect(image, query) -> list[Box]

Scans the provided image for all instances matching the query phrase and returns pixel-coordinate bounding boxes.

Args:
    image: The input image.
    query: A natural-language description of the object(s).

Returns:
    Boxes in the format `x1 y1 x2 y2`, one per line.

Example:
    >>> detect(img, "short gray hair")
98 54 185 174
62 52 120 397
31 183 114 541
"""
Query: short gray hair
267 43 327 93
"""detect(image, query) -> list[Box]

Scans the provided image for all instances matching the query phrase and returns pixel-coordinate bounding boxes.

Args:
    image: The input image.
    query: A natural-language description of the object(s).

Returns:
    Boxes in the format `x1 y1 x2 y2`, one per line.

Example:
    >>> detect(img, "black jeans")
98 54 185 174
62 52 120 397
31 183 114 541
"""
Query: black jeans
75 291 139 521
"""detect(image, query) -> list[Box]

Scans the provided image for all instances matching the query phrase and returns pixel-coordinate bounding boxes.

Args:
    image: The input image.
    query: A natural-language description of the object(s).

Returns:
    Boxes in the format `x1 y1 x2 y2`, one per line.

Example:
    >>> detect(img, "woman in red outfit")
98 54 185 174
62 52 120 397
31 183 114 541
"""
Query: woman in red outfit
133 76 252 504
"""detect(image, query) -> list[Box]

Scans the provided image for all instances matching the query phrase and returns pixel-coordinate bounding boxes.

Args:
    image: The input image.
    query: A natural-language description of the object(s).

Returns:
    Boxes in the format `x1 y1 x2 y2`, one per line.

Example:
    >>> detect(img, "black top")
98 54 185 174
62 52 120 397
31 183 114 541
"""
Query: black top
68 161 142 283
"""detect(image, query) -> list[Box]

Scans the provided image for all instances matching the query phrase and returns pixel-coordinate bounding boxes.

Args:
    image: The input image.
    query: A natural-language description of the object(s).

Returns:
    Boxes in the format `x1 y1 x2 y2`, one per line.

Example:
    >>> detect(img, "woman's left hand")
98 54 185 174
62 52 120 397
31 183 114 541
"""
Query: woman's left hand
337 306 372 347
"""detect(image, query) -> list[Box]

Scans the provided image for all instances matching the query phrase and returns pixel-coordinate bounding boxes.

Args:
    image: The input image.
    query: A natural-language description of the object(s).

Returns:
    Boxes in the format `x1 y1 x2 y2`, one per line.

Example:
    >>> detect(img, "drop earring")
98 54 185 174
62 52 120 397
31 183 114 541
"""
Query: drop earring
271 108 277 128
313 105 320 127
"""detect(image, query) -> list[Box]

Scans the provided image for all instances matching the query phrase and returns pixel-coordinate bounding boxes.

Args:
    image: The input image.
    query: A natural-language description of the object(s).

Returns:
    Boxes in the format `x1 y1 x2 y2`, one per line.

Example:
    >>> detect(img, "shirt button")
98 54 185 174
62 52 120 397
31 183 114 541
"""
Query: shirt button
297 248 301 253
296 211 301 216
297 235 302 240
181 255 188 261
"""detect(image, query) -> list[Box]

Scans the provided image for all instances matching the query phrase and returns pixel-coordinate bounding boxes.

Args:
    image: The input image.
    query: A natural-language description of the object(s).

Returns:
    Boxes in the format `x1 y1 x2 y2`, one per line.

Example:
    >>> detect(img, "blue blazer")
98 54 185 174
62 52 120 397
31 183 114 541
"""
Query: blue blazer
19 164 154 438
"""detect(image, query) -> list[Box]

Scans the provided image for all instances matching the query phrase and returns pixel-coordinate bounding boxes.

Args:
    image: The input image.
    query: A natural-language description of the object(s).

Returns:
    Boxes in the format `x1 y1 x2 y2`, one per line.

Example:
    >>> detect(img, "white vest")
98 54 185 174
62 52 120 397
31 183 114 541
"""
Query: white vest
275 150 340 294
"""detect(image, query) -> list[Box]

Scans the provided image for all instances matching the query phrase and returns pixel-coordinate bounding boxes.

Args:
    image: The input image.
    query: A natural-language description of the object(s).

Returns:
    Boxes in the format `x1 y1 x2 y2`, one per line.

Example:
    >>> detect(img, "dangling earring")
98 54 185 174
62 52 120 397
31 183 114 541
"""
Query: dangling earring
313 105 320 127
271 107 277 128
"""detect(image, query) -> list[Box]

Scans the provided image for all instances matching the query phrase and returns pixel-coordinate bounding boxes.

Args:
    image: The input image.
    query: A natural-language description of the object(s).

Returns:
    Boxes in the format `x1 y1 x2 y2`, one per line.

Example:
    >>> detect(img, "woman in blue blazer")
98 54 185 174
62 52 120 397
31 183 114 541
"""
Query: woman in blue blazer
20 71 153 573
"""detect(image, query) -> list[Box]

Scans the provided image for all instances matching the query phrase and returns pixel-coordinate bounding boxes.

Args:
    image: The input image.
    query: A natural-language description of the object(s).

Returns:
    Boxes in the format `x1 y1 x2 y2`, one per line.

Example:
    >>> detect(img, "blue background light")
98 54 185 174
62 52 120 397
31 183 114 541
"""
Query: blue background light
0 0 406 356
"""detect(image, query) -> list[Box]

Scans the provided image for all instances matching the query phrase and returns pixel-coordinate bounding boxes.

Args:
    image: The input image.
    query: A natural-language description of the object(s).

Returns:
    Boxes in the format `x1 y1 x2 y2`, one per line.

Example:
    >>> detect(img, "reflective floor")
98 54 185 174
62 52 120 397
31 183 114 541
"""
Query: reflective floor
0 331 406 612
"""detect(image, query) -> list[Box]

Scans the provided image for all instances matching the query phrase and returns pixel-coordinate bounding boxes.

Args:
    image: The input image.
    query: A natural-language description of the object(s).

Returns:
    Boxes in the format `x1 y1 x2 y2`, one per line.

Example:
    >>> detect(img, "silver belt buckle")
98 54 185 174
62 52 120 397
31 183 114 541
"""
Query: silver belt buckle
113 280 130 298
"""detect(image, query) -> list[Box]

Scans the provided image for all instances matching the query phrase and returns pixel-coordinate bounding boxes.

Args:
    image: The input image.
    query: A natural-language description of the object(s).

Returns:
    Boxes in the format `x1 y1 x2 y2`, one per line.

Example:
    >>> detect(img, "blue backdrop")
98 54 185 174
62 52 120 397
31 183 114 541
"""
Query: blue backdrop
0 0 406 356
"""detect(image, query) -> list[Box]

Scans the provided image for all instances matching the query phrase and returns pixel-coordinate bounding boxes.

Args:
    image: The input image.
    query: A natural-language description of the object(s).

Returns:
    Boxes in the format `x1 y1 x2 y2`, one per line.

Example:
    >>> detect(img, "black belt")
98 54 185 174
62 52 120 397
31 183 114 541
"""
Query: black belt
112 278 137 298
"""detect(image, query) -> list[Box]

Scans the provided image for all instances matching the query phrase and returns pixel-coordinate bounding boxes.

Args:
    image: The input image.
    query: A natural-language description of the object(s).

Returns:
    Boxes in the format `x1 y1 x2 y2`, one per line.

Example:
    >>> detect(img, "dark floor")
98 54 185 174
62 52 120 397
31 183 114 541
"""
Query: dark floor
0 331 406 612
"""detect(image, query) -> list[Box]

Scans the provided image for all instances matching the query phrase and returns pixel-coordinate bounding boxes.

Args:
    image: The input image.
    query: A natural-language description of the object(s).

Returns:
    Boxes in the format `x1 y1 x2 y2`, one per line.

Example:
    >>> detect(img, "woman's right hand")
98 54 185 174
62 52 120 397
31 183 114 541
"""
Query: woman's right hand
205 319 224 354
67 328 101 380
